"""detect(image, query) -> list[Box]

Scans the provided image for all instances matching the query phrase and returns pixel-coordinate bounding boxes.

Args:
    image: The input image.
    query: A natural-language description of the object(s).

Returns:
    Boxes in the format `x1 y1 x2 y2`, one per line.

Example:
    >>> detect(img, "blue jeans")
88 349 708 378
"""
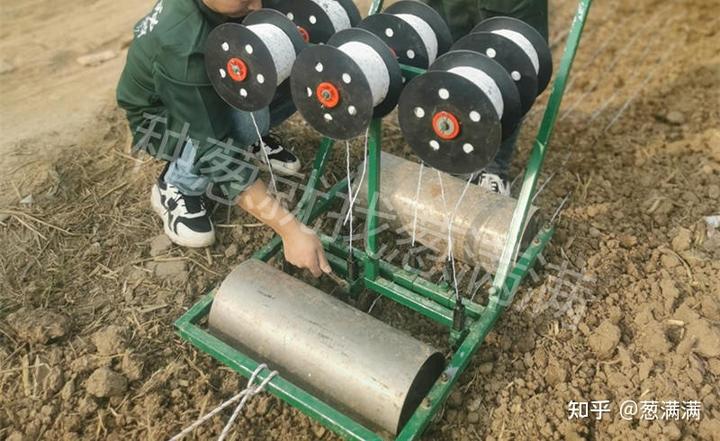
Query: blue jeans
165 95 295 198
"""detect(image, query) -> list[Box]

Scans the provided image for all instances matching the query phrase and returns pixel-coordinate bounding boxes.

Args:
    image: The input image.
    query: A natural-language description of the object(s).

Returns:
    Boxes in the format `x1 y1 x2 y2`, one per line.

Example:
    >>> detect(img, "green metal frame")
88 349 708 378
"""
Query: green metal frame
175 0 593 439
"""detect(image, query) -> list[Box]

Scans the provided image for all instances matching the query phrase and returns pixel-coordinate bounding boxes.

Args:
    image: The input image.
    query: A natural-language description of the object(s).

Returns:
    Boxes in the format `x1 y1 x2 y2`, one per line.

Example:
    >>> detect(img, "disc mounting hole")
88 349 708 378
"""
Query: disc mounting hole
414 107 425 118
469 111 481 122
315 63 324 72
385 28 394 37
342 73 352 84
222 42 230 52
429 140 440 151
486 48 496 58
245 44 254 54
309 15 317 24
463 143 474 154
511 71 521 81
438 88 450 100
407 49 415 59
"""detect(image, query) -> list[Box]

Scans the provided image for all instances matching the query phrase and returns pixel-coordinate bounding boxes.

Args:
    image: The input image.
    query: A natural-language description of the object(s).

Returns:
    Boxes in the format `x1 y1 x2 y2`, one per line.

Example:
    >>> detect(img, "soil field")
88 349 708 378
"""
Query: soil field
1 0 719 440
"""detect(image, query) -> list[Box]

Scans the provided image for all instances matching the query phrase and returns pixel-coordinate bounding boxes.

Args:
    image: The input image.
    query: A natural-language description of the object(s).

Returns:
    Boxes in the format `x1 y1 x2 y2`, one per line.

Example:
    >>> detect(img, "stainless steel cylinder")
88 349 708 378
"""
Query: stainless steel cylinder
208 259 445 434
356 152 542 273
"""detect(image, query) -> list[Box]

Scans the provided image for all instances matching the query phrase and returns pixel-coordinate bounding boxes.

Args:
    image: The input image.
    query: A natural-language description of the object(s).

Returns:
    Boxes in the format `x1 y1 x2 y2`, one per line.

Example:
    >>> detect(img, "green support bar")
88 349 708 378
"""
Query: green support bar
368 0 384 15
320 234 485 320
492 0 593 306
364 119 383 281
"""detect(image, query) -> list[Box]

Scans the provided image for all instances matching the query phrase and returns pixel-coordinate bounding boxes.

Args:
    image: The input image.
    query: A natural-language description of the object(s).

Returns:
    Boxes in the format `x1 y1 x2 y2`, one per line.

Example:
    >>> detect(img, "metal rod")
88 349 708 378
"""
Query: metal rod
364 119 382 281
368 0 384 16
491 0 593 307
319 234 486 319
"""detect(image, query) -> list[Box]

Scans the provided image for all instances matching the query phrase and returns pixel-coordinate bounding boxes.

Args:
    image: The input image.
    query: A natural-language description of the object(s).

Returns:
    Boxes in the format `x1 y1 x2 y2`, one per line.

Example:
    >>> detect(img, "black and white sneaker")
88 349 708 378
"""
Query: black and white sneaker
151 180 215 248
251 134 301 175
476 171 511 196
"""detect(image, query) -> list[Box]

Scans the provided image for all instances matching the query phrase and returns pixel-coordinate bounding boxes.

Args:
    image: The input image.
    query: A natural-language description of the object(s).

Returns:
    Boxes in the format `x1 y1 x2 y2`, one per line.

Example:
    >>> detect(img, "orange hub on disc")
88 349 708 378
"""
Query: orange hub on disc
432 111 461 140
316 82 340 108
226 58 248 82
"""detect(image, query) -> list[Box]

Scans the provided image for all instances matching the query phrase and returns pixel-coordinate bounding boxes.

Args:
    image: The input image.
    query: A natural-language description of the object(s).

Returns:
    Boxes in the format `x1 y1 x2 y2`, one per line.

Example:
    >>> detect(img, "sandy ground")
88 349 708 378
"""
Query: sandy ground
1 0 719 440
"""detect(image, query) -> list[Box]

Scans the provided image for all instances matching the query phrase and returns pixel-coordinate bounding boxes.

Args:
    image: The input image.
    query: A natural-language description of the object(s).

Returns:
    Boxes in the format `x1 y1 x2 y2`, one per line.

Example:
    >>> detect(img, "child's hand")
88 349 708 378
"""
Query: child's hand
281 221 332 278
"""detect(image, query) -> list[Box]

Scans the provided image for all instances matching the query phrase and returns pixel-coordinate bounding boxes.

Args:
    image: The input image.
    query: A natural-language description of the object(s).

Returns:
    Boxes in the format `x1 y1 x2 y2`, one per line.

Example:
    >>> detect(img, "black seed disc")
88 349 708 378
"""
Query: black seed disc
431 50 522 139
472 16 553 93
205 10 305 111
205 23 280 111
327 28 403 118
398 71 502 174
359 13 433 69
291 45 375 140
385 0 453 55
453 31 539 115
263 0 360 44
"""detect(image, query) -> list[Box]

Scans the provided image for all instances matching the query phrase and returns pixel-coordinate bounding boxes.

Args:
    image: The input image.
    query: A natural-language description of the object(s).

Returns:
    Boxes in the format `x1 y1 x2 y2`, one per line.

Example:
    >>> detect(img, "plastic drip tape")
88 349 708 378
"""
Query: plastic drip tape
338 41 390 106
491 29 540 74
309 0 352 32
394 13 439 64
247 23 296 84
448 66 504 118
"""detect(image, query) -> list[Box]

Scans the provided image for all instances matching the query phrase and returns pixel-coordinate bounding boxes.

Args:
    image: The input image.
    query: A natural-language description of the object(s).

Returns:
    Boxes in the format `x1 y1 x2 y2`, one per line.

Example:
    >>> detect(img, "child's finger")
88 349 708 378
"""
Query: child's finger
317 249 332 274
306 256 322 278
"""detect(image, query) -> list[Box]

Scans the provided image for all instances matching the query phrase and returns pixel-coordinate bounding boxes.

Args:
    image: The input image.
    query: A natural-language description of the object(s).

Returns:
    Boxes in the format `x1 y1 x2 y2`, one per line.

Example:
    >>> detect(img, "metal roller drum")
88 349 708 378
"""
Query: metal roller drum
208 259 445 434
356 153 542 273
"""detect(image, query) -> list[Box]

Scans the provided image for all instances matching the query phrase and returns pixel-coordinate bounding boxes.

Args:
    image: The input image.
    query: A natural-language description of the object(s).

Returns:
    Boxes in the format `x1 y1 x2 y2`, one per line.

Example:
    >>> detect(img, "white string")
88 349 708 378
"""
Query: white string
411 162 425 246
218 370 278 441
491 29 540 74
343 127 369 226
345 141 354 255
250 113 278 194
394 13 439 64
338 42 390 106
435 171 454 295
436 170 475 301
169 364 278 441
448 66 504 118
246 23 296 84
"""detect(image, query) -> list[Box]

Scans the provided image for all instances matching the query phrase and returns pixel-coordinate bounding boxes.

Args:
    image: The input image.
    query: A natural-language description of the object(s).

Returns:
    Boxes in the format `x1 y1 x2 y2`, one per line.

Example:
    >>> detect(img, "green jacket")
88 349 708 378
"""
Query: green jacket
117 0 237 162
423 0 549 41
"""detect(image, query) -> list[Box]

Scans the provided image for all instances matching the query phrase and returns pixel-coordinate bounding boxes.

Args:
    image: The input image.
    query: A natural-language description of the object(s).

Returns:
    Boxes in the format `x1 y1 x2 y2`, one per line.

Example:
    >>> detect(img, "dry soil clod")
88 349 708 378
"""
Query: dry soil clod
7 308 70 344
85 367 128 398
587 320 621 359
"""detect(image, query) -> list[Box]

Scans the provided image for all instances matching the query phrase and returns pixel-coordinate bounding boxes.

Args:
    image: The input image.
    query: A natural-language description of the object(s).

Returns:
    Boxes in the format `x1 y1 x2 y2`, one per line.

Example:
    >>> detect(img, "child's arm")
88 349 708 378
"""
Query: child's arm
238 180 332 278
